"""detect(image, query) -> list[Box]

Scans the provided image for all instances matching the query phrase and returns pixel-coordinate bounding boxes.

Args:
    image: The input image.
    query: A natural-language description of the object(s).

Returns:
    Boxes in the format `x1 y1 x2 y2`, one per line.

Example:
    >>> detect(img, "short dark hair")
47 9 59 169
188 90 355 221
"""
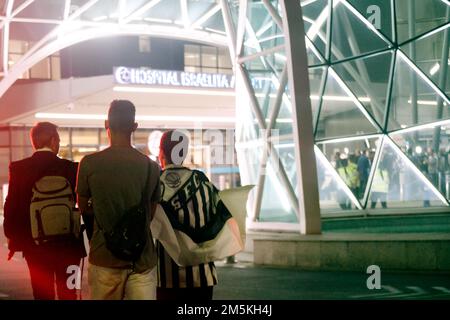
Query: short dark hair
108 100 136 132
30 122 58 149
159 130 189 165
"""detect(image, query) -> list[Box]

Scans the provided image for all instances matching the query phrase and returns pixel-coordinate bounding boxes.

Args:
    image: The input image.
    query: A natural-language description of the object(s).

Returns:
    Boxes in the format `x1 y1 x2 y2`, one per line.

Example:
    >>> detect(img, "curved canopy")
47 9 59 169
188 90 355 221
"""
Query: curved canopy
0 0 228 97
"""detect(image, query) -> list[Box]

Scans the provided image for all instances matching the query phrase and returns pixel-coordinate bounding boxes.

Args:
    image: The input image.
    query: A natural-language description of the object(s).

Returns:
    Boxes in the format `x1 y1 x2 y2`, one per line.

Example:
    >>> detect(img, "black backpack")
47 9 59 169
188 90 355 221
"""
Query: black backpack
95 161 152 262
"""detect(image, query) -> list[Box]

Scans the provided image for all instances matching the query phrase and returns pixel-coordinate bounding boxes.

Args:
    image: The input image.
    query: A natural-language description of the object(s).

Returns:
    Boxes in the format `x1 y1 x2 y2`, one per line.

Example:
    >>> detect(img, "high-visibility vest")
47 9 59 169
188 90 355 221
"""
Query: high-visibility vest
338 163 359 189
371 169 389 193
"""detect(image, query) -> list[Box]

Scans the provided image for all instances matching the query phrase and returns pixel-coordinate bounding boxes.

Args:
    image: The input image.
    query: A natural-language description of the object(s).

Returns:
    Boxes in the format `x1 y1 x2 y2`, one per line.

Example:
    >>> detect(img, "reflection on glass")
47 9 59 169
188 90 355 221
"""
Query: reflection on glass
400 27 450 96
395 0 449 44
332 51 393 128
306 39 325 66
244 0 284 56
302 0 329 60
259 159 298 223
368 139 447 208
309 67 326 130
315 147 360 214
316 69 379 139
274 141 297 193
274 99 293 136
317 136 380 200
330 1 390 62
388 53 450 131
347 0 394 43
390 123 450 201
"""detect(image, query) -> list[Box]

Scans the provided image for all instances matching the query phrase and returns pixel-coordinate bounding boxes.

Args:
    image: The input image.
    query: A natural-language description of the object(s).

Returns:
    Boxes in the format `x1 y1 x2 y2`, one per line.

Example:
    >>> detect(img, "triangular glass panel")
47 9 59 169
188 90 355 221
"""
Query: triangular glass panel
306 37 326 66
314 147 361 214
243 49 287 128
302 0 329 60
389 122 450 200
235 73 263 143
226 0 240 30
315 69 380 139
274 140 298 193
330 0 391 62
387 52 450 131
308 67 327 130
141 0 180 23
332 51 394 129
367 138 448 209
200 9 225 32
187 1 218 24
235 137 264 185
317 136 381 201
244 68 281 121
244 1 284 56
400 25 450 96
274 97 293 136
259 157 298 222
14 0 67 20
10 21 53 43
395 0 450 45
346 0 395 43
262 50 287 74
80 0 136 22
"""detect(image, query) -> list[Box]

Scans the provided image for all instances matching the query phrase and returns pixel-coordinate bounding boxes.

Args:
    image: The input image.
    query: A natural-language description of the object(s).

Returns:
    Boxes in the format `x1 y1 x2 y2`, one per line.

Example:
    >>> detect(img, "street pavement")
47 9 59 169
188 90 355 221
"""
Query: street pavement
1 233 450 300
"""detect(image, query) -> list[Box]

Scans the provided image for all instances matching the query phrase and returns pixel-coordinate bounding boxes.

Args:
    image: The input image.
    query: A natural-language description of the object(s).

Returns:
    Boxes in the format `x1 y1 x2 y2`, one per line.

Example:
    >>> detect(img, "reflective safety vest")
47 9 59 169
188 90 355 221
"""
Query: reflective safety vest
371 169 389 193
337 163 359 189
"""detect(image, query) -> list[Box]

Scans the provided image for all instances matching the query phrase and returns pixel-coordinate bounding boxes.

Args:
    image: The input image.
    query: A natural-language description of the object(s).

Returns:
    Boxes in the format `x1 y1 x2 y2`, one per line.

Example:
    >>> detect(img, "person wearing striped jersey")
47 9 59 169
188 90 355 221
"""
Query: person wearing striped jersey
156 130 229 301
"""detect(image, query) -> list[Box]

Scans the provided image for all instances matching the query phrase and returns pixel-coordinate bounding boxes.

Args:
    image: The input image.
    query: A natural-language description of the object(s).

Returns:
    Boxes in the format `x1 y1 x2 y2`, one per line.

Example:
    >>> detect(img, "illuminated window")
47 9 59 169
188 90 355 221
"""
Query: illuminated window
139 36 151 53
184 44 232 74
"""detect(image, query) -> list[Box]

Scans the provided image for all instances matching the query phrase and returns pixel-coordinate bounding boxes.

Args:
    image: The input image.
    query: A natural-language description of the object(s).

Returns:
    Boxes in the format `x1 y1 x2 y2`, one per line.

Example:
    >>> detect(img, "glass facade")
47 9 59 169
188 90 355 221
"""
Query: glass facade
7 40 60 80
232 0 450 223
184 44 233 74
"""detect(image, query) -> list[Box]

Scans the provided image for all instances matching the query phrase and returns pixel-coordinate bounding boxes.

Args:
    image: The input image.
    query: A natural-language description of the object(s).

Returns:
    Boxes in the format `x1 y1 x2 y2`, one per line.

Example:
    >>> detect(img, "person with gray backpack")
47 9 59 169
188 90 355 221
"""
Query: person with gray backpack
3 122 86 300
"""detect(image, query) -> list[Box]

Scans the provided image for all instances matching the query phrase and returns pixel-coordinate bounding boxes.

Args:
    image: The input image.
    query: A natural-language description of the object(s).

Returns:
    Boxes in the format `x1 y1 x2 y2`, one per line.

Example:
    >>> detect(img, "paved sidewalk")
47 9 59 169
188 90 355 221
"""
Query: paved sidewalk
1 219 450 300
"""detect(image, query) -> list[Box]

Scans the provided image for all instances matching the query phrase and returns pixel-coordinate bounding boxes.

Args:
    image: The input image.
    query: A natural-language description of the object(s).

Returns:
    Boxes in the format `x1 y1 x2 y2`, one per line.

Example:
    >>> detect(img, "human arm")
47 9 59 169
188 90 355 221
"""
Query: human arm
3 163 19 240
76 157 93 239
148 161 161 221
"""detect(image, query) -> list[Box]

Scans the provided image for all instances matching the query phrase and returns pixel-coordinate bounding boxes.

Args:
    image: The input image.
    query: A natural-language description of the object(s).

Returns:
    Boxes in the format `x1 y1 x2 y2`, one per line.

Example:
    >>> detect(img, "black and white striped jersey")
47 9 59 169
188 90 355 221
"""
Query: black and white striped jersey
156 165 227 288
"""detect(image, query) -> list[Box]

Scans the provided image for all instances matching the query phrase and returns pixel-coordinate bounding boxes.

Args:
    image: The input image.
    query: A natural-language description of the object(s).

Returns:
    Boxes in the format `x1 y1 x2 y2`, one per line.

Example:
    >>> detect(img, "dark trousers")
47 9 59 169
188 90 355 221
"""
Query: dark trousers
25 249 81 300
157 286 213 301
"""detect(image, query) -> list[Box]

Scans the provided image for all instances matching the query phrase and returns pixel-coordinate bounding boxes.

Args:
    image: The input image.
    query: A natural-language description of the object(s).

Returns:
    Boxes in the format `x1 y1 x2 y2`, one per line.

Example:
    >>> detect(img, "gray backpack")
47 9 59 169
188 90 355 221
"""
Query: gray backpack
30 175 80 245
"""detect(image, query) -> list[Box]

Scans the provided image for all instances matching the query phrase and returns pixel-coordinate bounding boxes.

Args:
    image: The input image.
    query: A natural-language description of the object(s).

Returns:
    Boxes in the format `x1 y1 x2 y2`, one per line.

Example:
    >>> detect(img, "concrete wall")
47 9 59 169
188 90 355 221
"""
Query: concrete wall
253 233 450 272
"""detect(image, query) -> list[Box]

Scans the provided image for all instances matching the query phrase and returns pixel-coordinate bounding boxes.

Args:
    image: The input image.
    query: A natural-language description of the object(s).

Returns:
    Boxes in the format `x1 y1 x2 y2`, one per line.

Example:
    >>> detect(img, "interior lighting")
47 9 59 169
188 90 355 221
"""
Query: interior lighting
430 63 440 76
385 138 448 205
314 145 362 210
35 112 236 123
113 86 235 96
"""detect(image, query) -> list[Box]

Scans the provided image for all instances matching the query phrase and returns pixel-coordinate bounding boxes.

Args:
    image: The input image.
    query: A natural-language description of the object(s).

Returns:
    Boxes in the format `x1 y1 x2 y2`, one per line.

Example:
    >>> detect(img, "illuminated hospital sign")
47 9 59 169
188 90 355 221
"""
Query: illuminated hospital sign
114 67 235 89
